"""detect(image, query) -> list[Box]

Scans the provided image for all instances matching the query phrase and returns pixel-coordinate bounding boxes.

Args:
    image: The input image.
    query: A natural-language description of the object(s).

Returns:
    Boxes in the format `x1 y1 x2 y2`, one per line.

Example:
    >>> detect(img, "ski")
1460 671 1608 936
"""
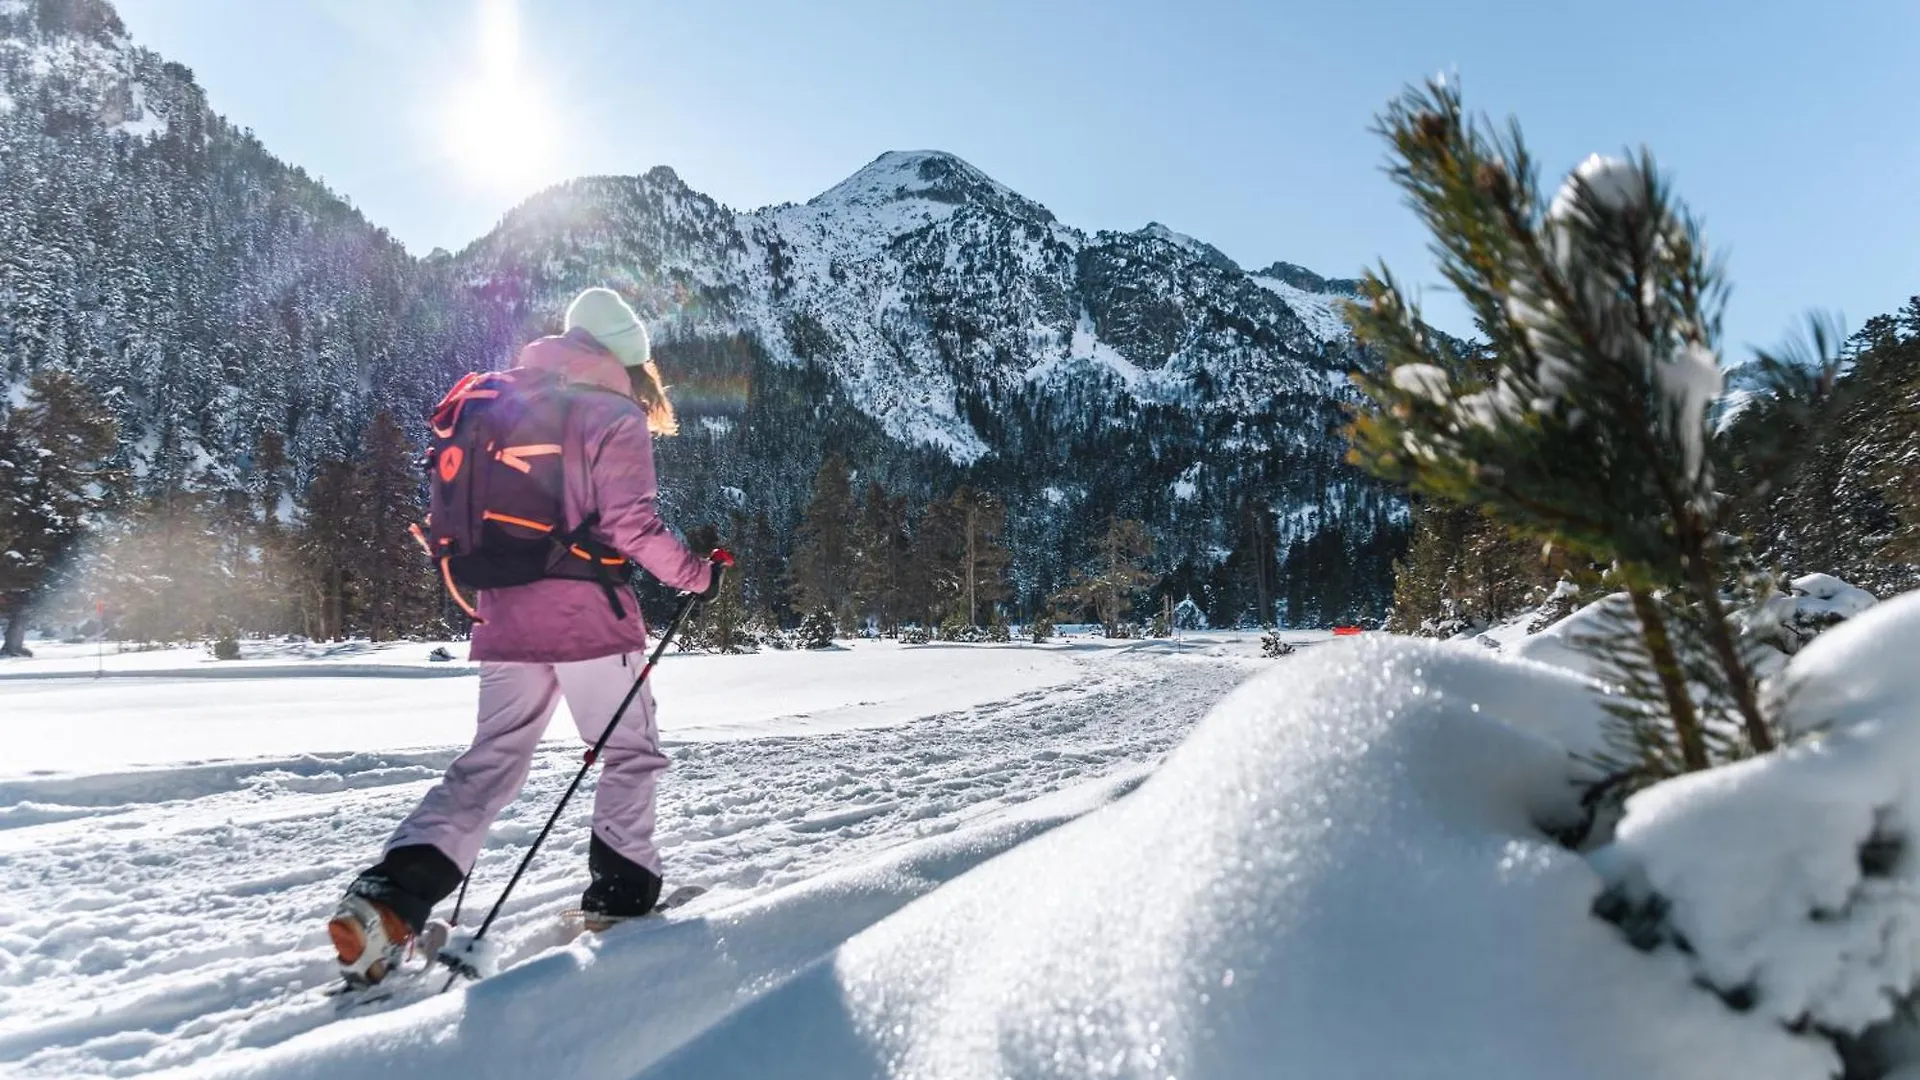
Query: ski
325 962 433 1012
327 884 709 1007
559 883 708 935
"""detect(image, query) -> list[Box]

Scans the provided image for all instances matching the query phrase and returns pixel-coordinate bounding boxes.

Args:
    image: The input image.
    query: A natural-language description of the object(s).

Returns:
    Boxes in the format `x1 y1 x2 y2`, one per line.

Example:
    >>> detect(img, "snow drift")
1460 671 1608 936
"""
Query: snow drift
644 637 1828 1079
1510 573 1880 684
1594 591 1920 1060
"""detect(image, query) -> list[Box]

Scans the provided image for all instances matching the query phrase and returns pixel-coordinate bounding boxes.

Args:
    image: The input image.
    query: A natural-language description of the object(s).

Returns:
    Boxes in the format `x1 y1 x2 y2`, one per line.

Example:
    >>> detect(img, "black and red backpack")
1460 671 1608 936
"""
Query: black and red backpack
411 368 634 622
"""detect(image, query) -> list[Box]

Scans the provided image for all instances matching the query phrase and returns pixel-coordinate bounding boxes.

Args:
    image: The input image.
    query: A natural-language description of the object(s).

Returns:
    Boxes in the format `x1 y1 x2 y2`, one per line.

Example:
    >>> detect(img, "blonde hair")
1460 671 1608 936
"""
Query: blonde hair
565 326 678 435
629 360 679 436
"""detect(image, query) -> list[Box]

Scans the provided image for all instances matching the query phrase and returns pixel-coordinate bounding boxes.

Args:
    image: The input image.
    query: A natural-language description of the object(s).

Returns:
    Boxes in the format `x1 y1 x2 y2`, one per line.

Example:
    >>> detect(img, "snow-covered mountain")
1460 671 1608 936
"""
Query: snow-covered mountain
459 153 1403 621
464 151 1361 463
0 0 1403 625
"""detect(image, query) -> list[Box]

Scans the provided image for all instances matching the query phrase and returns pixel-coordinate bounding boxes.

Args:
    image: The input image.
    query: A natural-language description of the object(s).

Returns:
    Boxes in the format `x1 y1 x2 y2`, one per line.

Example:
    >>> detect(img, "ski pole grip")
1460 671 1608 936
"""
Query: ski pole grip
709 548 736 569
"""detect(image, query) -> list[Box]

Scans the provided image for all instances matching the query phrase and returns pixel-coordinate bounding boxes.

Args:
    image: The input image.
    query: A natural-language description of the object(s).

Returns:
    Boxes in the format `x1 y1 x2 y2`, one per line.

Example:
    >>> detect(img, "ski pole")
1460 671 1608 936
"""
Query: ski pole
439 555 728 991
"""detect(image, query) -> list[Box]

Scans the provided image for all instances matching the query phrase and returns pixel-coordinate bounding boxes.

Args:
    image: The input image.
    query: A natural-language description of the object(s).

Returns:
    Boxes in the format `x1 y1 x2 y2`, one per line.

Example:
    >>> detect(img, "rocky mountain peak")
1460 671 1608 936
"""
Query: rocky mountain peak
1254 260 1364 297
809 150 1055 228
0 0 127 46
640 163 691 191
1133 223 1242 273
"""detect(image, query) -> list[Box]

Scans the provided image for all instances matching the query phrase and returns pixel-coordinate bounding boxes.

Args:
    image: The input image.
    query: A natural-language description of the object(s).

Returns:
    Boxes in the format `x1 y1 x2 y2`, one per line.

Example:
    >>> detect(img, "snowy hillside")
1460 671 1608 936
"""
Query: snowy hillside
0 0 502 490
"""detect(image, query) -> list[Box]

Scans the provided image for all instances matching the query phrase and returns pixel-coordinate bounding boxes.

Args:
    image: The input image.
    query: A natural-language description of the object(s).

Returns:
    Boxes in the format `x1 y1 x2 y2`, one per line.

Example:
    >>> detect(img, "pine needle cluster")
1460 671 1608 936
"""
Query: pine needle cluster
1344 79 1775 775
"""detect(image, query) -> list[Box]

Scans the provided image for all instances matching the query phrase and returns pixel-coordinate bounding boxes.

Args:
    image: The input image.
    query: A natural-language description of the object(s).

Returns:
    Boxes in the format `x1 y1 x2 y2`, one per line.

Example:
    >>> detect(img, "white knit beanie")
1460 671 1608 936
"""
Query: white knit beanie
564 287 651 369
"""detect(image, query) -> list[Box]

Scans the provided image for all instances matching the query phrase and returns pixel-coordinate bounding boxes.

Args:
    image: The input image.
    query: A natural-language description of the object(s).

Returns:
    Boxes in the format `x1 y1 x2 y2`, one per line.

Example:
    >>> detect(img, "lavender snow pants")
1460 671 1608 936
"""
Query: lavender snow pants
386 652 666 875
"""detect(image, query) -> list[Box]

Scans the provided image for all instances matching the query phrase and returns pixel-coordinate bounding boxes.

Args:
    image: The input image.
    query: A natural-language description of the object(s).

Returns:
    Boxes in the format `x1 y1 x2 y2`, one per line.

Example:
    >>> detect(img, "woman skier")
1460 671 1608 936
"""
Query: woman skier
327 287 722 986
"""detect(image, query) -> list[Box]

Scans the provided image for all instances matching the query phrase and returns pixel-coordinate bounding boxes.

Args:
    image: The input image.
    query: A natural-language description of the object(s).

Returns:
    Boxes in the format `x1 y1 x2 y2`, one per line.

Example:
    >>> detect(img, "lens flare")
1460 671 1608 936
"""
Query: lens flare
668 373 753 421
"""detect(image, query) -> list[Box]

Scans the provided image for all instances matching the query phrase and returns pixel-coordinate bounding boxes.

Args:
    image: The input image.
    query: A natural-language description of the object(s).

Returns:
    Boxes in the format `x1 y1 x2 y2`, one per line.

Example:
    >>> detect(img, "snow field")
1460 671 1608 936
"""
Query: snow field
17 593 1913 1079
0 634 1277 1077
0 639 1088 776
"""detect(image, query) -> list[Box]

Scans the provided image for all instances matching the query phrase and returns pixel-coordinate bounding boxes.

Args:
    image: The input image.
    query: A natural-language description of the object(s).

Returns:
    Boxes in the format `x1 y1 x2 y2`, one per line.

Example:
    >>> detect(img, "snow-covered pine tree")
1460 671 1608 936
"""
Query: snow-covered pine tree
295 462 358 641
0 369 118 654
349 411 434 642
949 487 1012 629
1048 516 1157 637
1345 78 1771 768
1171 594 1207 631
1214 500 1280 627
1726 306 1920 595
799 608 836 649
738 510 790 630
702 548 753 653
678 521 751 653
904 495 962 630
1884 333 1920 565
851 482 910 637
240 430 298 633
790 455 856 629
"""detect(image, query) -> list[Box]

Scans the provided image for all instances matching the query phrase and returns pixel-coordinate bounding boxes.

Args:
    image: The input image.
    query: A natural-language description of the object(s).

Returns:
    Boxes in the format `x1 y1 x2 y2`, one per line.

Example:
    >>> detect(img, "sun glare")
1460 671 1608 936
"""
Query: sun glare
476 0 518 77
439 0 557 193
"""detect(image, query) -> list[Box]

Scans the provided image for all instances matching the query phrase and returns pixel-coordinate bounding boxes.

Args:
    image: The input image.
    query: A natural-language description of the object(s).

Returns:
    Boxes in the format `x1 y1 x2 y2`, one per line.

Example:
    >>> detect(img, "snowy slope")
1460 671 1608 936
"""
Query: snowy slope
1249 270 1357 343
741 151 1072 460
0 634 1285 1077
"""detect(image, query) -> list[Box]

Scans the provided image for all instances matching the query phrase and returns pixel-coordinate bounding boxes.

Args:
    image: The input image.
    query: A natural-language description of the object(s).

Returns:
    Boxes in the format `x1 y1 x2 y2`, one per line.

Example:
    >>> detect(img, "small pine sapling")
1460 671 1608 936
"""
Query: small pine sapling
1344 78 1772 772
799 608 836 649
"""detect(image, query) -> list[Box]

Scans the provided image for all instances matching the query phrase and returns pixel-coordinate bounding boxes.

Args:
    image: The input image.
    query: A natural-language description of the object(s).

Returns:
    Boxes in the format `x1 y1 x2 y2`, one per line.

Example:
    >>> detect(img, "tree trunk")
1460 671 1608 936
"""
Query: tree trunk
1675 508 1773 754
1687 563 1774 753
327 567 344 641
1252 507 1274 626
966 506 977 627
2 608 31 657
1626 587 1709 772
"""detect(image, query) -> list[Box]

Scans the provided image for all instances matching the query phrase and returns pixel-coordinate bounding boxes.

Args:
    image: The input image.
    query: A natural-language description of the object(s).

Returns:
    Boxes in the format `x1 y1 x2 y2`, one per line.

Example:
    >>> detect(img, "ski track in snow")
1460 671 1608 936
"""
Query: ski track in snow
0 642 1257 1078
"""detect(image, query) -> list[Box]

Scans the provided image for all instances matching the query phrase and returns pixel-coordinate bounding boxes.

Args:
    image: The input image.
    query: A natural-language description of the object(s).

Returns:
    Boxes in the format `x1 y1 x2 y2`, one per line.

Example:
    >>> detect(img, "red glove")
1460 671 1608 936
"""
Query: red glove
696 548 734 603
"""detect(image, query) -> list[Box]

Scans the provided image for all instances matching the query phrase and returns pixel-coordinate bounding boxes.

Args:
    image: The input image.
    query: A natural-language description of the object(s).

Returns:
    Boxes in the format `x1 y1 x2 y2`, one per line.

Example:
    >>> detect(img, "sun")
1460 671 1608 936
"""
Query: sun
438 0 557 193
442 76 556 191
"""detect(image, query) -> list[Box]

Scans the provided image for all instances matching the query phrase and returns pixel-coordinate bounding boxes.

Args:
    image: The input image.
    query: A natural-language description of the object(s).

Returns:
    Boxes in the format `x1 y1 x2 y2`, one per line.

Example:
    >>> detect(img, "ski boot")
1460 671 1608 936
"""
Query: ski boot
579 834 663 932
327 894 414 988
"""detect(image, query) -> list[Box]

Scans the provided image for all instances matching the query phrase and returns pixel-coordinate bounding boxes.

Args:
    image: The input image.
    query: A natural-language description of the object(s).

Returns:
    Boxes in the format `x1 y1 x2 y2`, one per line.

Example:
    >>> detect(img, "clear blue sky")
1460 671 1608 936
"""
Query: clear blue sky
117 0 1918 353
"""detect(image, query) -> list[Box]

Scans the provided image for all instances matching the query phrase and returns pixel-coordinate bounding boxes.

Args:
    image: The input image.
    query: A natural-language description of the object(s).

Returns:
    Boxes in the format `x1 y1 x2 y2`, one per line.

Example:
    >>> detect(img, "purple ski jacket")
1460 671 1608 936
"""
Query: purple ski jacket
468 333 713 664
